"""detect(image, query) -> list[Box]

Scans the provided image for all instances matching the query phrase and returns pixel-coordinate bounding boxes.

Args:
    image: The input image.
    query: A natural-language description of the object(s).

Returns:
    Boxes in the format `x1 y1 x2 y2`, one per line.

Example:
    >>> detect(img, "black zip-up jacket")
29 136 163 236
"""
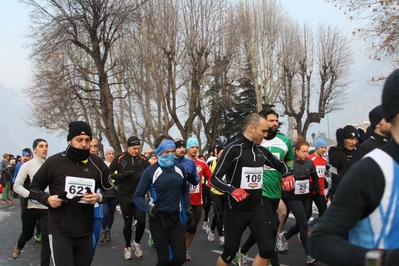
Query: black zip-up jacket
109 152 150 196
29 152 116 238
210 136 291 211
287 158 320 200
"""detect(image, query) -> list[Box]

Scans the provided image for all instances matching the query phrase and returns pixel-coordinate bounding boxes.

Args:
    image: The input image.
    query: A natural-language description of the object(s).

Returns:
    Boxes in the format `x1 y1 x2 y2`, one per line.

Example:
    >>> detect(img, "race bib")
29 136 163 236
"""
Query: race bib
294 179 309 195
65 176 95 204
240 167 263 190
316 166 326 178
189 184 200 194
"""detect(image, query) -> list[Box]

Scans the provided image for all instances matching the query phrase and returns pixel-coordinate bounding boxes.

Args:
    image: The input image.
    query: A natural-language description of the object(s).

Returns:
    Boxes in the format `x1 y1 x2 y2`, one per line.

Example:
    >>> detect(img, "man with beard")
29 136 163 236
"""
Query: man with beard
233 109 294 266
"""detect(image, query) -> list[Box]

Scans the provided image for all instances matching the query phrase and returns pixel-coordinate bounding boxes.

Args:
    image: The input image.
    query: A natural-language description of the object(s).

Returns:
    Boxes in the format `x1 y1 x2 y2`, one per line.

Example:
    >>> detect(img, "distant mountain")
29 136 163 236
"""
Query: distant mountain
0 82 66 157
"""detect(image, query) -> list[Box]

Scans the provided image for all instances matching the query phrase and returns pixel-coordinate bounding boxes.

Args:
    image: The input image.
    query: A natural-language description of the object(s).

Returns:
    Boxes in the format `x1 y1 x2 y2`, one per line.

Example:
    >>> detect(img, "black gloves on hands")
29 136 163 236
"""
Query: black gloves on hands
185 207 194 225
147 205 159 218
186 173 197 185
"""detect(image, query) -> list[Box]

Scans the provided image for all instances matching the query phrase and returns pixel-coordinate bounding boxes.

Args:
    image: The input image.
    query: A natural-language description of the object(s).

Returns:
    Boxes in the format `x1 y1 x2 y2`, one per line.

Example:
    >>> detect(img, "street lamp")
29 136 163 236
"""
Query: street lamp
311 132 316 147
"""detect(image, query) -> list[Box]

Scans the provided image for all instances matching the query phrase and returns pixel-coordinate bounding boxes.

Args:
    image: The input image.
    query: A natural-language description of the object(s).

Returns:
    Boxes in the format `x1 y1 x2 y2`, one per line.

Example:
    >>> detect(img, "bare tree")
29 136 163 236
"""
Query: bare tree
22 0 147 153
279 23 353 138
326 0 399 64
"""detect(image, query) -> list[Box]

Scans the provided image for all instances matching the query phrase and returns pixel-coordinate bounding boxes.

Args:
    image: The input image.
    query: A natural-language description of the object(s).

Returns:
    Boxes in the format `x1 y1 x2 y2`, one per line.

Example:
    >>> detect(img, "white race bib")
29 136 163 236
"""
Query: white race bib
65 176 95 204
294 179 309 195
189 184 200 194
240 167 263 190
316 166 326 178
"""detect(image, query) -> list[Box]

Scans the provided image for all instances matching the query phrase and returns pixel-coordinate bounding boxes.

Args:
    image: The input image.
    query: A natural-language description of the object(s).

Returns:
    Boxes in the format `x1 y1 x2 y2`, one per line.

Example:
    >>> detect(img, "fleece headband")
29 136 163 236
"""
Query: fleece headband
155 140 176 156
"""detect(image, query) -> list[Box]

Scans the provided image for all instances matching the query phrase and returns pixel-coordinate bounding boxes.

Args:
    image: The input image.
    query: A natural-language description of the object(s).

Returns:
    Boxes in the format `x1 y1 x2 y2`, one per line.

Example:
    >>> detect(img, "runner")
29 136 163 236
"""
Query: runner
29 121 117 266
210 113 292 266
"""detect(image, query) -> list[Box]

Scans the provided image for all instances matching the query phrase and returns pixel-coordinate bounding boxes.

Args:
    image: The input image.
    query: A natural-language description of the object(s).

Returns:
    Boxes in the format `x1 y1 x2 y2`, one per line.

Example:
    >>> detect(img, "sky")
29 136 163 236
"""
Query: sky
0 0 390 144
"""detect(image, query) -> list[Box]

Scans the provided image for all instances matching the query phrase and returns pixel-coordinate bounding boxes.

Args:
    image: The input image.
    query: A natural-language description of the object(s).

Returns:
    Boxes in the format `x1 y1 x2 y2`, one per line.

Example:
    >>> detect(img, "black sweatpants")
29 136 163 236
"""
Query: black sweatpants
49 234 92 266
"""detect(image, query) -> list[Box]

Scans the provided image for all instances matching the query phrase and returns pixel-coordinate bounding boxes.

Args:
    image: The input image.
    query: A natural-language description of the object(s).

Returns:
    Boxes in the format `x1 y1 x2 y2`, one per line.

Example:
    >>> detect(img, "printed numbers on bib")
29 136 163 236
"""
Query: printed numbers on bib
65 176 95 204
316 165 326 178
240 167 263 190
294 179 309 195
189 184 200 194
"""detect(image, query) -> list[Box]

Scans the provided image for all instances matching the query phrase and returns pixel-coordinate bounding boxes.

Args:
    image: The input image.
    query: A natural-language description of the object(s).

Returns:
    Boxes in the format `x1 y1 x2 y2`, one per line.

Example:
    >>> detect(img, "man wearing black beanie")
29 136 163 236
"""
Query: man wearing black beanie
109 135 150 260
29 121 117 266
309 69 399 266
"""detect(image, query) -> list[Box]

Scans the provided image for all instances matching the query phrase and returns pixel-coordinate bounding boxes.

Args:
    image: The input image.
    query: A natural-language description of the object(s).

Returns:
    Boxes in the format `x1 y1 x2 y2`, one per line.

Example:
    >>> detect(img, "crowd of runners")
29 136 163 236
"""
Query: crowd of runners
1 68 399 266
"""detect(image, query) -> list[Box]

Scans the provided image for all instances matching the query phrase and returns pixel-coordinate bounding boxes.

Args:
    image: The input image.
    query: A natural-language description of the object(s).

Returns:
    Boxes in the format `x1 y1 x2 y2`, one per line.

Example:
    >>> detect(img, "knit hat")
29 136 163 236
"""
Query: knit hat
343 125 357 139
186 137 199 150
67 121 92 141
127 136 140 147
369 105 384 129
315 139 327 149
174 139 185 149
104 147 114 154
382 69 399 122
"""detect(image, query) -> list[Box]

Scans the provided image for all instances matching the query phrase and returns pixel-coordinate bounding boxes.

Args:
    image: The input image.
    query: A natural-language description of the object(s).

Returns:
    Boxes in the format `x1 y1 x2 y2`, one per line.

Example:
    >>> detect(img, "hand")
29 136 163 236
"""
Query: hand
282 175 295 191
186 173 197 185
47 195 64 208
122 170 133 177
231 188 249 202
147 205 159 218
185 207 194 225
336 128 344 147
81 192 100 204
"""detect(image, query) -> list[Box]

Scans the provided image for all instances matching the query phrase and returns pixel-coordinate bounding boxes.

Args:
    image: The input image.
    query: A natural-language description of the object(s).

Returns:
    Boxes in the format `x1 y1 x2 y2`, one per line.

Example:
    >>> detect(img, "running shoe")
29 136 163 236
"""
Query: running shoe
297 233 301 244
106 230 111 242
306 254 316 265
206 227 214 242
12 245 21 260
124 247 132 260
2 200 7 204
148 234 155 247
276 232 288 253
219 236 225 246
186 248 191 261
202 220 208 230
132 241 143 257
7 199 12 203
237 249 248 266
34 235 41 245
232 254 239 266
116 204 121 214
100 230 106 243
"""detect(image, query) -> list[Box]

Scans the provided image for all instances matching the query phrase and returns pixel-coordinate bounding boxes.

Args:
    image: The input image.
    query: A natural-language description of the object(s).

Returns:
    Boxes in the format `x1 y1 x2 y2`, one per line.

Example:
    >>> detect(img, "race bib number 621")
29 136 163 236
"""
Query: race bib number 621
240 167 263 190
65 176 95 204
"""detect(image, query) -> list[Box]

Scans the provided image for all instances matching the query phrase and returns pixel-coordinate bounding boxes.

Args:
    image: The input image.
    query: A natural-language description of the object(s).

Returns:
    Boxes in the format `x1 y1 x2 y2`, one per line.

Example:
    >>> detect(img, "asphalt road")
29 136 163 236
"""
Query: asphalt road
0 198 327 266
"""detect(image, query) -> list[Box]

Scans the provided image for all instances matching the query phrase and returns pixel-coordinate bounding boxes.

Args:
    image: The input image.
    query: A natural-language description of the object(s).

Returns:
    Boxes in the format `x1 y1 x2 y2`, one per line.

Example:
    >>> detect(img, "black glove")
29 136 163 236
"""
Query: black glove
147 205 159 218
336 128 344 147
186 173 197 185
185 207 194 225
122 170 133 178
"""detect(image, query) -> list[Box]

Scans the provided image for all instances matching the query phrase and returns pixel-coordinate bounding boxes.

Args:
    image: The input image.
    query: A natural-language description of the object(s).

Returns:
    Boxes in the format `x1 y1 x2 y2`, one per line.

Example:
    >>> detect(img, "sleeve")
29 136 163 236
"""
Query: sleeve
97 161 117 203
13 164 30 198
204 164 213 187
328 146 344 167
308 158 385 266
108 153 122 175
310 163 320 194
133 168 152 212
181 171 190 210
210 146 236 194
29 162 52 205
12 163 22 183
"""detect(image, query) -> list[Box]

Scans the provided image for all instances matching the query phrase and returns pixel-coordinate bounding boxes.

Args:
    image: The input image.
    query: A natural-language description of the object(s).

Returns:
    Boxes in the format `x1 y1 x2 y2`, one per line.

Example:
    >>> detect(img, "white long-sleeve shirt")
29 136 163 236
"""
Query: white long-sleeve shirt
14 156 47 210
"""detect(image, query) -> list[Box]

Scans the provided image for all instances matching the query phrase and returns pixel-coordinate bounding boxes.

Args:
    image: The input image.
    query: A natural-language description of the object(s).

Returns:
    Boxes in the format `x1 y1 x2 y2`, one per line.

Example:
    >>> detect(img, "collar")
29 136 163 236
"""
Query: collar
370 132 390 144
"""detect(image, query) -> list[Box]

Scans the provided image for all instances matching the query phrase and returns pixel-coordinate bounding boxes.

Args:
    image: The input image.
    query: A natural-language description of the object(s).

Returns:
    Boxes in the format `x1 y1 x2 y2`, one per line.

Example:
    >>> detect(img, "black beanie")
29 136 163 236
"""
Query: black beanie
67 121 92 141
369 105 384 129
382 69 399 122
215 145 224 155
127 136 140 147
343 125 357 139
175 139 185 149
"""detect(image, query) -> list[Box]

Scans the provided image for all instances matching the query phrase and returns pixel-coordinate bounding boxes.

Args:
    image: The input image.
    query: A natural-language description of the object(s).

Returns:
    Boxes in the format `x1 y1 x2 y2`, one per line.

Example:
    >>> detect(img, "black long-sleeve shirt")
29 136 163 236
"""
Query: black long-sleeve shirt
210 136 291 211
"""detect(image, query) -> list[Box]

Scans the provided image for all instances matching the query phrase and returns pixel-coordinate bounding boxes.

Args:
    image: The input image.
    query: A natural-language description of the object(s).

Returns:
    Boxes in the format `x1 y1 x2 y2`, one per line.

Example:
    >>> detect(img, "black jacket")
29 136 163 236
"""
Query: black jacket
287 158 320 200
30 152 116 238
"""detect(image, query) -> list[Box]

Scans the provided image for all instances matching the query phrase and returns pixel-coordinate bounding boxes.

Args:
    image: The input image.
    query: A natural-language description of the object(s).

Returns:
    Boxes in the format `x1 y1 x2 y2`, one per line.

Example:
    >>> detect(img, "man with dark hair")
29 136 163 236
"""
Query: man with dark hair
309 69 399 265
12 139 49 265
109 136 150 260
29 121 117 266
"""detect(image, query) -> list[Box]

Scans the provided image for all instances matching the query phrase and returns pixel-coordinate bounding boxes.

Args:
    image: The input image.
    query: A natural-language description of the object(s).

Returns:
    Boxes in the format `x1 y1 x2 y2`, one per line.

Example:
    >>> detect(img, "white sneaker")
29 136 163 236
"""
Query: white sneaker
124 247 132 260
276 232 288 253
132 241 143 257
116 205 121 214
238 249 248 266
219 236 225 246
206 227 214 242
202 221 208 230
306 254 316 264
